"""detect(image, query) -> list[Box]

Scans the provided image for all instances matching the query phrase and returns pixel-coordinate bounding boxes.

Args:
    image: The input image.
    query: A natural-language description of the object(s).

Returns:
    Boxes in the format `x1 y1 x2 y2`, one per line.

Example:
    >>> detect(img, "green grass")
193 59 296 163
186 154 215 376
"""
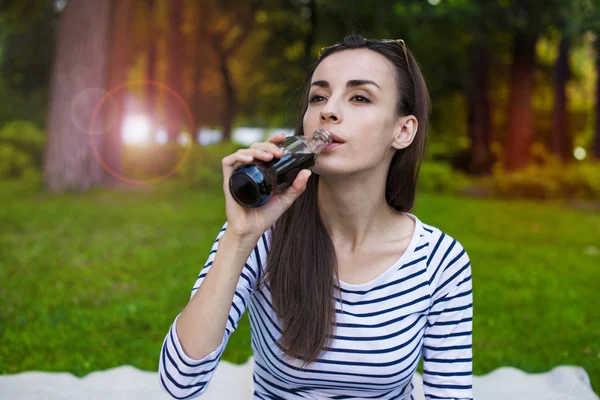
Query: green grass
0 177 598 395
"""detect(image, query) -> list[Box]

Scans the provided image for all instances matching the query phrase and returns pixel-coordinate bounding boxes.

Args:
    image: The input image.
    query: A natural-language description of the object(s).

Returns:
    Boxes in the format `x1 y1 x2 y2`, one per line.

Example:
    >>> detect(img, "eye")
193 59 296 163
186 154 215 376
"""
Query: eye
309 94 371 104
351 94 371 103
309 94 326 103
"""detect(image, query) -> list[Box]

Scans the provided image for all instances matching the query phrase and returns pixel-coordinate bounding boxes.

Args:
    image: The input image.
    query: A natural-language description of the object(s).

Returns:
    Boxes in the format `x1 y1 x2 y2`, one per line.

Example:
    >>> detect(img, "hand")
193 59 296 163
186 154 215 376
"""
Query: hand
221 133 312 239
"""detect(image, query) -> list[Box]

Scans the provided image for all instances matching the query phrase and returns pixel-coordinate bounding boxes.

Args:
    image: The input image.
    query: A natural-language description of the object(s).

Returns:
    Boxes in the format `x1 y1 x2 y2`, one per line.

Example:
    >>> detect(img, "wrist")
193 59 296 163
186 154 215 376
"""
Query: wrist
221 230 260 251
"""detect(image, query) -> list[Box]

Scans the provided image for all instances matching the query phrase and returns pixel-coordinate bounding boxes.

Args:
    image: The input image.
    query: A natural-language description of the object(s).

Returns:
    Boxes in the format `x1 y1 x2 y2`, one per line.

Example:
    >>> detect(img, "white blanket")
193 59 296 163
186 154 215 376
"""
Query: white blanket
0 357 597 400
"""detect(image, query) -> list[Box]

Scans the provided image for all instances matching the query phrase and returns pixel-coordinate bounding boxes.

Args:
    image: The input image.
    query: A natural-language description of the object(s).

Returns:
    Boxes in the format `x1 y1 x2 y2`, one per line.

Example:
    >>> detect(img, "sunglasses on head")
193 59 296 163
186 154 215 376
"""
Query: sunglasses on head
318 39 411 76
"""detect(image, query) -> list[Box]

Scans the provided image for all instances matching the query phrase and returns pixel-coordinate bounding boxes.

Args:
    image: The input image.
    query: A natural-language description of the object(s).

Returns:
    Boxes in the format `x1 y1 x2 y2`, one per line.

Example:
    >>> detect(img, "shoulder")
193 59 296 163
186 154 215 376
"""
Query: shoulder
411 214 471 291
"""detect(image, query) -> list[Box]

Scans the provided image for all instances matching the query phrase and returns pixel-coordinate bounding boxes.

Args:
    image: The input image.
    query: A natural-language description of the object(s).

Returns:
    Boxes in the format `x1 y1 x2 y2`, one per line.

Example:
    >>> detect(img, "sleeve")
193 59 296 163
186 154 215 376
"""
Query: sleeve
422 234 473 400
158 221 268 399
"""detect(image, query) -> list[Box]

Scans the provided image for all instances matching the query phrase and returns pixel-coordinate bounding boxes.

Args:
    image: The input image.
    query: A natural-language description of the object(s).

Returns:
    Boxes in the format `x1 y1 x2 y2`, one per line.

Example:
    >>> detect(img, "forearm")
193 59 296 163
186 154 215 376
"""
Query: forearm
176 231 260 359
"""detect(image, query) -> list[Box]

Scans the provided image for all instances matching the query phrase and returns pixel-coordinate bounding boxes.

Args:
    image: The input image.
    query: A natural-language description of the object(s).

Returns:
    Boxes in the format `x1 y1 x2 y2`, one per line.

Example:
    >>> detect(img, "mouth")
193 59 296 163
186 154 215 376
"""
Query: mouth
323 141 343 152
329 132 345 144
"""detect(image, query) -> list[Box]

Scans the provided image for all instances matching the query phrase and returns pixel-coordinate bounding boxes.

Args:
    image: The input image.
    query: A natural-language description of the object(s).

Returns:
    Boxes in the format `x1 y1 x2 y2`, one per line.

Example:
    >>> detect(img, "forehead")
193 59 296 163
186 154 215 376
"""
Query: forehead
311 48 396 88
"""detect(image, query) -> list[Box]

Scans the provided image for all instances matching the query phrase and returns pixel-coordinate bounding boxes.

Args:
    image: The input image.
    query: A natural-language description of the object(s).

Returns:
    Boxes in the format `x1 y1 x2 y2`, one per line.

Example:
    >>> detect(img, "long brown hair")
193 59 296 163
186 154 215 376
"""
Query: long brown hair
257 34 431 368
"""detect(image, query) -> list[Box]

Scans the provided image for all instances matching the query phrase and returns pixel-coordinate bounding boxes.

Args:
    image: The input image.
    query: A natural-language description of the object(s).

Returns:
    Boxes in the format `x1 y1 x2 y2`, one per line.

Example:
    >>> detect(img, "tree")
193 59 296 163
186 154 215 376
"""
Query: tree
548 0 592 163
166 0 184 141
587 0 600 160
550 36 572 163
595 37 600 159
143 0 158 126
502 0 571 171
503 29 539 171
204 0 260 141
0 0 57 128
43 0 112 192
189 0 210 137
468 37 493 174
103 0 136 187
390 0 502 174
302 0 318 65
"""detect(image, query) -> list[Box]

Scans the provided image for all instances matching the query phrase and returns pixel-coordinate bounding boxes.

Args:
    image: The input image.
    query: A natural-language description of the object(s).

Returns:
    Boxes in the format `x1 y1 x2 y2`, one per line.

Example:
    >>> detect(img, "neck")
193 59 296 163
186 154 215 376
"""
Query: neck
317 165 402 253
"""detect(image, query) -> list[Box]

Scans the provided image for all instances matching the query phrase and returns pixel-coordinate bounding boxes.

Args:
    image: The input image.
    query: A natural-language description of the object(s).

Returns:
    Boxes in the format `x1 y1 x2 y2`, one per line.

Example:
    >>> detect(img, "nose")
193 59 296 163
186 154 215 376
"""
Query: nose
320 109 339 123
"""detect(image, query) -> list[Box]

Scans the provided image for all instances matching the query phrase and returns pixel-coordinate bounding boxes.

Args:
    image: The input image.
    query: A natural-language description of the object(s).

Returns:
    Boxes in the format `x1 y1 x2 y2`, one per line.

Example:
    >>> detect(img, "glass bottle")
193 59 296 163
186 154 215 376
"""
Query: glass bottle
229 129 332 208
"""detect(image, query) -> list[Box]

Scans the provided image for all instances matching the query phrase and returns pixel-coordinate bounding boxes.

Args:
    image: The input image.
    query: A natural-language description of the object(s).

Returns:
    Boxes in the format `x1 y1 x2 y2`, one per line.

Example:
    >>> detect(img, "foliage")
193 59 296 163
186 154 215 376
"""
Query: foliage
176 141 246 189
0 0 56 94
417 161 471 195
0 120 45 171
488 159 600 200
0 81 48 129
0 143 36 180
0 0 56 129
0 0 599 194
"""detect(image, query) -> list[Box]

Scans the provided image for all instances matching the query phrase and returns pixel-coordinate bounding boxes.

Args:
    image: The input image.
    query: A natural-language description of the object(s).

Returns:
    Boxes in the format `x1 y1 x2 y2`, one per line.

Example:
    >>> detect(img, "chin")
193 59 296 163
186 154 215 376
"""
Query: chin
311 162 353 178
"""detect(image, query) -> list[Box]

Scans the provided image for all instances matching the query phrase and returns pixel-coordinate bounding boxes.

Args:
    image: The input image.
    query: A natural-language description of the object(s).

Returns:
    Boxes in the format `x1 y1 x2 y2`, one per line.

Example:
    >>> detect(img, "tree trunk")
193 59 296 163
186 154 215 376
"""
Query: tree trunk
191 2 209 139
144 0 157 127
166 0 184 142
551 36 571 163
468 38 492 175
303 0 317 63
103 0 135 187
594 38 600 160
205 2 254 143
503 31 538 172
219 54 236 142
43 0 111 193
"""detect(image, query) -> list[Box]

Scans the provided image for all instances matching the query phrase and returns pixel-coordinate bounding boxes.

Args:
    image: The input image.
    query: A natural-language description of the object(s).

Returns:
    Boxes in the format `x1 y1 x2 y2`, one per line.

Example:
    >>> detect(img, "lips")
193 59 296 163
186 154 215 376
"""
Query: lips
329 132 345 143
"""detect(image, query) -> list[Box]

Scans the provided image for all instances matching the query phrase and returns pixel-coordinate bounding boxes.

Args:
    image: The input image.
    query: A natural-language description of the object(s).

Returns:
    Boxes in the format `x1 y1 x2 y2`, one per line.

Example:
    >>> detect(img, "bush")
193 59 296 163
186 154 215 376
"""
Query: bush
488 161 600 200
0 121 46 170
492 169 560 199
576 162 600 199
417 161 471 194
0 143 37 180
177 141 246 189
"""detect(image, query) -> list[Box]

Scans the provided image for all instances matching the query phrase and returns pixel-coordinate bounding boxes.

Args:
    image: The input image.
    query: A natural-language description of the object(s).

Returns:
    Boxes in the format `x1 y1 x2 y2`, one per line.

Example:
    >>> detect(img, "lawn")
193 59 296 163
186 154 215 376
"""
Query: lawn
0 177 598 394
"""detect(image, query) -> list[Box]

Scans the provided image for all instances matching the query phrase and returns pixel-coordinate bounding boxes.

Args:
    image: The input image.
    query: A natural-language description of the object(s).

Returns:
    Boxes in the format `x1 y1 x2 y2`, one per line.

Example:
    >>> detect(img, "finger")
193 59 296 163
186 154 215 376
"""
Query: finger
242 147 281 162
222 147 280 184
222 150 254 167
250 142 285 157
279 169 312 202
293 169 312 189
266 133 288 144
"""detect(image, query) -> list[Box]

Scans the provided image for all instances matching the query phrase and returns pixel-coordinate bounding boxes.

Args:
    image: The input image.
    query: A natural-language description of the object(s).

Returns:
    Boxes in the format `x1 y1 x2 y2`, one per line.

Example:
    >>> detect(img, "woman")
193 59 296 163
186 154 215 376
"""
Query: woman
159 34 473 400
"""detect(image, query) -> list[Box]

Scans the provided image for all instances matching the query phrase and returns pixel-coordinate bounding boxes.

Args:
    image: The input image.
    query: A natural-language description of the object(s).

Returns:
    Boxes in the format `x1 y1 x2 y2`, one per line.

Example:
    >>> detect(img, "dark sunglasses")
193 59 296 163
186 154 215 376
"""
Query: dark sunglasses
318 39 411 76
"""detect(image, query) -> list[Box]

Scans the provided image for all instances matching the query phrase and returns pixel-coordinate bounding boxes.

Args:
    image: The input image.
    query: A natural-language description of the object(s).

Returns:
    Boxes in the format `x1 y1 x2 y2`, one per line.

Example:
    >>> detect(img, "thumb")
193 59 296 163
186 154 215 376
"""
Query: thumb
279 169 312 202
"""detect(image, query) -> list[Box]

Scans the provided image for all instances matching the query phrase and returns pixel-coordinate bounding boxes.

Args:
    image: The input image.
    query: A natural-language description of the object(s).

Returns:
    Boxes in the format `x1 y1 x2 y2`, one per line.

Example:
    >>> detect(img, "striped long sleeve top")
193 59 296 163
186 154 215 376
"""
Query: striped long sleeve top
158 212 473 399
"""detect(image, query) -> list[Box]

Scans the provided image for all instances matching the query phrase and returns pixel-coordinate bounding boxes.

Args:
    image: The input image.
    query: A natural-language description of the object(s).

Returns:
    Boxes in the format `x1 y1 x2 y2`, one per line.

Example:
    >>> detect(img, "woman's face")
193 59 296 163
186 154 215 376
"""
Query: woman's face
303 48 406 176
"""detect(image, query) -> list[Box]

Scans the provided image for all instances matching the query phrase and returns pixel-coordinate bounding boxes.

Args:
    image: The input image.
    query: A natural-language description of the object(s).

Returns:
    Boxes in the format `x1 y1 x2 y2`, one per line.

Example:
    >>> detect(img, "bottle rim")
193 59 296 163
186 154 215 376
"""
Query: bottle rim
312 129 333 146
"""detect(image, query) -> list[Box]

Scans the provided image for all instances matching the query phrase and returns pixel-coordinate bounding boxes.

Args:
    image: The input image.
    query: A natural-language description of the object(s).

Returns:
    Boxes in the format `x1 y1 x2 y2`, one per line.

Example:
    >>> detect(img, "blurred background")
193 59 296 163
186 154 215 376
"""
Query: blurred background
0 0 598 395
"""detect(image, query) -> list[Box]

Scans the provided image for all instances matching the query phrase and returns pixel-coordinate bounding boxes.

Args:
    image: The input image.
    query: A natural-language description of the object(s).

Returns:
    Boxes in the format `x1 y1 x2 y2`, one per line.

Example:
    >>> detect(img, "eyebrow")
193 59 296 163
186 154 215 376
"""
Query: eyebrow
310 79 382 91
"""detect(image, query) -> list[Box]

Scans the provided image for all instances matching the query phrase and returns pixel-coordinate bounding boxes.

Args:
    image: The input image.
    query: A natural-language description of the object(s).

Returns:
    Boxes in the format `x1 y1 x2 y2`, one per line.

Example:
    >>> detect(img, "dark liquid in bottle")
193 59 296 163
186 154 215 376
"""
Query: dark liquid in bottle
229 152 316 208
260 151 315 190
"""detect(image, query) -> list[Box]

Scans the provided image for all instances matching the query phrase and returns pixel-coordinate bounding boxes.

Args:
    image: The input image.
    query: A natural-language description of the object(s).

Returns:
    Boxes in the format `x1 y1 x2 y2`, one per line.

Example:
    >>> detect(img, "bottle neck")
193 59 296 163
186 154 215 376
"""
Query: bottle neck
282 130 332 155
307 129 332 154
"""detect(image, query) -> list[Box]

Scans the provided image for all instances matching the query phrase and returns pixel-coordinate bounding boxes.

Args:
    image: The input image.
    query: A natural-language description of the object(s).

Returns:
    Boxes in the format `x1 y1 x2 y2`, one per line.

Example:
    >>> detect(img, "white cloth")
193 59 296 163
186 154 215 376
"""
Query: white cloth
0 358 597 400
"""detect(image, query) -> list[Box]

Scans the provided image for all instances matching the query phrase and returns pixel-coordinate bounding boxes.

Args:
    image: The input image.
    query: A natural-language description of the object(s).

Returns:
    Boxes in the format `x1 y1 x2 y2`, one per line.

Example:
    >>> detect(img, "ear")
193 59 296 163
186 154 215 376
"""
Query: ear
391 115 418 150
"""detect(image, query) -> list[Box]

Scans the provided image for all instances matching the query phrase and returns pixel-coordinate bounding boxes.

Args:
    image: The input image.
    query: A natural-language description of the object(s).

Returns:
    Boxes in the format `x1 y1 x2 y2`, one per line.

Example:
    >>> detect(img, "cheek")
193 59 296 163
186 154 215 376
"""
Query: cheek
303 108 317 126
302 115 312 135
355 123 392 152
353 127 396 166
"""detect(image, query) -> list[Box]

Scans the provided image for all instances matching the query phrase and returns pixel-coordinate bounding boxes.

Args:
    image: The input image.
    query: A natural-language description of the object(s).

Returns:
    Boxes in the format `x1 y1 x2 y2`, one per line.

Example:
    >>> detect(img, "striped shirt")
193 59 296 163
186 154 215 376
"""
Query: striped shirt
159 212 473 399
